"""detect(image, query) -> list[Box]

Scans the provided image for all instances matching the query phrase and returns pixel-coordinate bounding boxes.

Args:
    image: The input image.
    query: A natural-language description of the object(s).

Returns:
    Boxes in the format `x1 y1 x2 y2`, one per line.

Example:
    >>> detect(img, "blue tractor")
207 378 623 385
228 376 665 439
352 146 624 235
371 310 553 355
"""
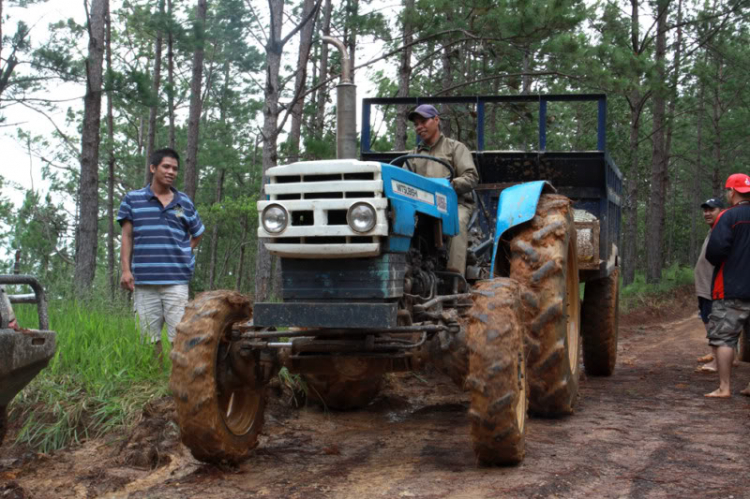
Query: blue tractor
170 93 621 466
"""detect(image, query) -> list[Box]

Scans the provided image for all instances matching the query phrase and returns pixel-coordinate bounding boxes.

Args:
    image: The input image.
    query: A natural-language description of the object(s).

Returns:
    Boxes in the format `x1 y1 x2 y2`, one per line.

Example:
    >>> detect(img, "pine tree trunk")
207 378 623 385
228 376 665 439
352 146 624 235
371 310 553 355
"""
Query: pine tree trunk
395 0 414 151
345 0 358 78
288 0 318 164
522 46 532 94
441 44 453 138
690 76 707 263
105 0 116 300
208 169 225 289
314 0 332 143
255 0 284 302
144 0 164 185
137 115 144 157
74 0 108 298
235 214 248 291
645 1 669 284
711 60 723 198
184 0 207 201
167 0 176 149
622 94 641 287
394 0 414 151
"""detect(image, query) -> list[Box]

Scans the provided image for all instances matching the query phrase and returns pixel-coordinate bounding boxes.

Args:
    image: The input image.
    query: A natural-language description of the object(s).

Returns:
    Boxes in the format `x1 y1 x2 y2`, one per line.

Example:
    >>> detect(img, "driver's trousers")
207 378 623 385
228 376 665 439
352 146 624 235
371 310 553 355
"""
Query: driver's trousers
448 204 472 275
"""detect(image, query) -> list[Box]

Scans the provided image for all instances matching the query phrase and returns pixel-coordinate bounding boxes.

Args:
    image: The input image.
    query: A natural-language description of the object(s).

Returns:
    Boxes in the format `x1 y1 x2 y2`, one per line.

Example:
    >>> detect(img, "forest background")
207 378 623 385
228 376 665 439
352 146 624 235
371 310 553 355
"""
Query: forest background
2 0 749 300
3 0 750 453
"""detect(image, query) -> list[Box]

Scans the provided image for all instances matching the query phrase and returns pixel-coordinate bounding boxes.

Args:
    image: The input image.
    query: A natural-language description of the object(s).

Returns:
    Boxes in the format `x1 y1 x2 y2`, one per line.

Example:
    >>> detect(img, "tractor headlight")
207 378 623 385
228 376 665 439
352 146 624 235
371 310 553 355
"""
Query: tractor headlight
347 202 376 233
262 204 289 234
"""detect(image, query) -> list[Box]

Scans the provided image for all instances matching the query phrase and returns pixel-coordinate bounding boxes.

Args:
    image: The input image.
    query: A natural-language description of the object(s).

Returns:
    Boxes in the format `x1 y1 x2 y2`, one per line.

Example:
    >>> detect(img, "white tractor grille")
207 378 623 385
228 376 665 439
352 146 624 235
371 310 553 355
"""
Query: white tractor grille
257 160 389 258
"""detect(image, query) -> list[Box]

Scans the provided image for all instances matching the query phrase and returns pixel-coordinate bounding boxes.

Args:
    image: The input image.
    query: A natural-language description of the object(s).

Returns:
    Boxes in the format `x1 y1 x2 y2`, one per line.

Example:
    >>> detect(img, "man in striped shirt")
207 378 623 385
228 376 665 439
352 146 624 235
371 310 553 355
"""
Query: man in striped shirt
117 148 204 353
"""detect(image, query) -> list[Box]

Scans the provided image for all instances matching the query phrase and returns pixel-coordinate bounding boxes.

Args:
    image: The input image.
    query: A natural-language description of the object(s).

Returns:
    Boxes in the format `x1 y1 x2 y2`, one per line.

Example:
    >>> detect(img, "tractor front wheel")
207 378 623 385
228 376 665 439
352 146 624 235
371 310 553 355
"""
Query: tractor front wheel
170 290 266 464
466 278 528 465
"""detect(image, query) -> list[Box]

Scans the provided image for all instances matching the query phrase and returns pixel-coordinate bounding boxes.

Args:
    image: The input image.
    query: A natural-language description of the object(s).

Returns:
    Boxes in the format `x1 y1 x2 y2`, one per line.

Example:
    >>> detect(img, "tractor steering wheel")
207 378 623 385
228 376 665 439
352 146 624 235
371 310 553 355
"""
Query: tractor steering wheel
389 154 456 183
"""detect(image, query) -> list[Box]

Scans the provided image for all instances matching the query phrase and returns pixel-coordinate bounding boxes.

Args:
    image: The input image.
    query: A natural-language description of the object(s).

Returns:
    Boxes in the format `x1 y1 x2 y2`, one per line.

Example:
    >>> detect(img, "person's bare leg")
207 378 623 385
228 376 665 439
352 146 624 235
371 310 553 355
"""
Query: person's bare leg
705 345 734 398
699 345 719 372
699 324 717 369
740 382 750 396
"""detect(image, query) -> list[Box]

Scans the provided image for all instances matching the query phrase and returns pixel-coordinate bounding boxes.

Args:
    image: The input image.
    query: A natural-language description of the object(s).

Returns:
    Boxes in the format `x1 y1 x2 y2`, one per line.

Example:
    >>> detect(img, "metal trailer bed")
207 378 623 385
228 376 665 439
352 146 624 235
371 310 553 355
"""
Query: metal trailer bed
359 94 622 282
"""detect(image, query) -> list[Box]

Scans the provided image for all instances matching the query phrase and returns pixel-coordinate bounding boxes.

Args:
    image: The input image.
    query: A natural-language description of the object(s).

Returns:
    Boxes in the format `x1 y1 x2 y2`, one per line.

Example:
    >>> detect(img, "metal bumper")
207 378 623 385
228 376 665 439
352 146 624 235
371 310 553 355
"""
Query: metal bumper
0 329 56 406
253 302 397 329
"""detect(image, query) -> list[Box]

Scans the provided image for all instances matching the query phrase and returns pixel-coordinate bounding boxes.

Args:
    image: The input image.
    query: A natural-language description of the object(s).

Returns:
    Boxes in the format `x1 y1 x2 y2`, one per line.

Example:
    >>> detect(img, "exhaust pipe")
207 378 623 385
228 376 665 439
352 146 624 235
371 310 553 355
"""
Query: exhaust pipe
323 36 357 159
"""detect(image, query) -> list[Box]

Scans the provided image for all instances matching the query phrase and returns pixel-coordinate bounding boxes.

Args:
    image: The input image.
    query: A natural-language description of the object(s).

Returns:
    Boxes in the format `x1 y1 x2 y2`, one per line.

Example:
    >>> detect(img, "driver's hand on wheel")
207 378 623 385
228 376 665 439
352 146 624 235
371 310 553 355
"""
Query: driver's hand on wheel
451 177 470 195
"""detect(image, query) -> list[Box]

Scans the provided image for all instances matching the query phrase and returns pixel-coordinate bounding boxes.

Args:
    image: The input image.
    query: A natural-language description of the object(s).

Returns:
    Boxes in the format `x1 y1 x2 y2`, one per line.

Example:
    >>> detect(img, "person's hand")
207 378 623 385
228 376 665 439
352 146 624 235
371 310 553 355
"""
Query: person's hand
120 270 135 292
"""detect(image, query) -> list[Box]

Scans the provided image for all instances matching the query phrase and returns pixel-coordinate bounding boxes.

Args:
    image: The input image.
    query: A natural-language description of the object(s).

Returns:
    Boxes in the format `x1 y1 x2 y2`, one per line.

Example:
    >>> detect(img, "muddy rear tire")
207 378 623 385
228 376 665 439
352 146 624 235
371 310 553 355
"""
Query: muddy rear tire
581 267 620 376
509 194 581 417
467 278 528 465
305 370 383 410
739 326 750 362
169 290 266 464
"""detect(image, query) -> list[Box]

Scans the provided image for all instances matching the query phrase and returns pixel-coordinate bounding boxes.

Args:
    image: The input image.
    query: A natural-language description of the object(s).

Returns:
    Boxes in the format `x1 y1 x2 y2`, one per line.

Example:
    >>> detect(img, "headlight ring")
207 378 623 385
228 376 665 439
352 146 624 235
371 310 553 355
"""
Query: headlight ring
347 202 377 233
262 204 289 234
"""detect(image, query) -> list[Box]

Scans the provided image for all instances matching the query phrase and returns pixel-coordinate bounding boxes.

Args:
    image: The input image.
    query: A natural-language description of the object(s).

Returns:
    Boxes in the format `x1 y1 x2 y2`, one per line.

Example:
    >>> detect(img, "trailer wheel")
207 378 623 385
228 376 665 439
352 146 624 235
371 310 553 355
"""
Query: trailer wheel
0 406 6 447
739 326 750 362
581 267 620 376
509 194 580 417
467 278 527 465
305 370 383 410
169 290 266 464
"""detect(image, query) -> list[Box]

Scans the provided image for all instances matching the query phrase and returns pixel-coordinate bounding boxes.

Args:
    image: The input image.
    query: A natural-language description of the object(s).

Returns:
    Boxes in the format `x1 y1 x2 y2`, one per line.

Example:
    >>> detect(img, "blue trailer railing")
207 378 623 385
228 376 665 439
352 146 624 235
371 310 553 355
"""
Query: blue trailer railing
361 94 609 154
359 94 622 281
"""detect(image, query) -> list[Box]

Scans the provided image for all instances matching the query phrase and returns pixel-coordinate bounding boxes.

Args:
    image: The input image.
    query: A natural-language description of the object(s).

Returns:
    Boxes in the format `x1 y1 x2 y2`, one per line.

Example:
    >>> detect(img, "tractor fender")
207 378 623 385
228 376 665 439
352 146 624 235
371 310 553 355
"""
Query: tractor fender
490 181 555 274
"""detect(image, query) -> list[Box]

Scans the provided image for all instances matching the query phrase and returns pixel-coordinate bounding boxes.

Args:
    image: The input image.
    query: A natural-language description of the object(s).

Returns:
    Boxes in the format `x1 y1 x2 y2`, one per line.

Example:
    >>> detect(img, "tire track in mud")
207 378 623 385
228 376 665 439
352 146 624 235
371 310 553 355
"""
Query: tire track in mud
7 313 750 498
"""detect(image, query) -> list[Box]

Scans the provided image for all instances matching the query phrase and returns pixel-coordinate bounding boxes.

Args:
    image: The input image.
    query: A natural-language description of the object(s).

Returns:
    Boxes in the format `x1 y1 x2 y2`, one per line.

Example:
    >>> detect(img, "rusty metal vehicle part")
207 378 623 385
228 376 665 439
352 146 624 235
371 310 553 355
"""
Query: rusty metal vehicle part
304 368 383 410
466 278 528 465
509 195 581 417
581 267 620 375
169 291 268 463
0 275 56 447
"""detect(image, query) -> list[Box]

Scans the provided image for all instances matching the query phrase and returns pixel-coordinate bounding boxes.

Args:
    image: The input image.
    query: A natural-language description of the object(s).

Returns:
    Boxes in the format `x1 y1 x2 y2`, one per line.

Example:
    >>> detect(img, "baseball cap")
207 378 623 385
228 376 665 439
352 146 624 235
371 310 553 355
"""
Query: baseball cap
700 198 724 209
725 173 750 193
408 104 439 122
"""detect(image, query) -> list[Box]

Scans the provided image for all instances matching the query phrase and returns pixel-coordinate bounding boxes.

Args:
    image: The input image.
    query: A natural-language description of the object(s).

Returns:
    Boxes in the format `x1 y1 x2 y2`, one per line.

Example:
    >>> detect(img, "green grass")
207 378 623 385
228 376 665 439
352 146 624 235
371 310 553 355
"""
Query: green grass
9 299 171 453
620 264 694 312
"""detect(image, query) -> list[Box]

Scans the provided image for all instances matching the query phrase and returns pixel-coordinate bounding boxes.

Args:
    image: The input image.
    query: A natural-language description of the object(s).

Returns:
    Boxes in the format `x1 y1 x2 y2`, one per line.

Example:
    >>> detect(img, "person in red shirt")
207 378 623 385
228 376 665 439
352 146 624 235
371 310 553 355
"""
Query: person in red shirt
704 173 750 398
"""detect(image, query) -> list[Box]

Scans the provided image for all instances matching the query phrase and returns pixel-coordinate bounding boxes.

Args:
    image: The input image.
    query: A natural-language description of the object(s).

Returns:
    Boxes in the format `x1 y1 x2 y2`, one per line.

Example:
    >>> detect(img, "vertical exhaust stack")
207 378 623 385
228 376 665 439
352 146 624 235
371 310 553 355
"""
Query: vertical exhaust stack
323 36 357 159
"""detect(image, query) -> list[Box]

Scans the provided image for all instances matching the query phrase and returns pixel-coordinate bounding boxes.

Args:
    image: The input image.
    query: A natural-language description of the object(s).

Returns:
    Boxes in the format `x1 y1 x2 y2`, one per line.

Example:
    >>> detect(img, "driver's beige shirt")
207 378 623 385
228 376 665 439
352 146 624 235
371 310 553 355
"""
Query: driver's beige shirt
408 134 479 206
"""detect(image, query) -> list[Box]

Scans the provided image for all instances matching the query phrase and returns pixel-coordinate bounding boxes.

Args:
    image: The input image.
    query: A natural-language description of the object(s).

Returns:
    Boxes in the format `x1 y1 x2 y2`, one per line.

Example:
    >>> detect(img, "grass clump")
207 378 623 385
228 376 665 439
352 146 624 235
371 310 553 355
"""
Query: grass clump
9 298 171 453
620 264 694 313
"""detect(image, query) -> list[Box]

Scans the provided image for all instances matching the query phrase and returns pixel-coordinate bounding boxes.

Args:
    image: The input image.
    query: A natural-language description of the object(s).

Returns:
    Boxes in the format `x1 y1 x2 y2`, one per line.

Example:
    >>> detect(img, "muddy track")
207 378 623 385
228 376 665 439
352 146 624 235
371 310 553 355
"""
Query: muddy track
2 311 750 499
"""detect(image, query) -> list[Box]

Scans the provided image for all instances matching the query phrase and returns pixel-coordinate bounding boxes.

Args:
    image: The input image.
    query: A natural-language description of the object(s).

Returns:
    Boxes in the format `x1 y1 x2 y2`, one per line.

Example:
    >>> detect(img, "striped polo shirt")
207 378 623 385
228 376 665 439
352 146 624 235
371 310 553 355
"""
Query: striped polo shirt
117 185 205 285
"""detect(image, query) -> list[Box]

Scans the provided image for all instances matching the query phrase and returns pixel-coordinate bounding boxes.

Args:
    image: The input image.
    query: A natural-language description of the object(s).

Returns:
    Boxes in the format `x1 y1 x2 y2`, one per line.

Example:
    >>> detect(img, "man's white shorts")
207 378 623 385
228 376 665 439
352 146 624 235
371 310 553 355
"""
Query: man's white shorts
133 284 189 343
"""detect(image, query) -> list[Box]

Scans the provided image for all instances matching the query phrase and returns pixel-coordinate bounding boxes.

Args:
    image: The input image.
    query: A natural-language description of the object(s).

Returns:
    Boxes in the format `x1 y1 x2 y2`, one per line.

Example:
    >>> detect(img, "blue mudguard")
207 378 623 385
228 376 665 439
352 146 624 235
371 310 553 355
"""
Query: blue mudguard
490 181 549 273
381 164 459 243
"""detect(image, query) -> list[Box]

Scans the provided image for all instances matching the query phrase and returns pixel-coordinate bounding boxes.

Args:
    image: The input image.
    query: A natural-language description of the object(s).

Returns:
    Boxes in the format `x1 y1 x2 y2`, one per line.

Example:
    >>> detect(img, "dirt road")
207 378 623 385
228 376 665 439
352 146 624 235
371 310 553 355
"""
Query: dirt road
2 310 750 499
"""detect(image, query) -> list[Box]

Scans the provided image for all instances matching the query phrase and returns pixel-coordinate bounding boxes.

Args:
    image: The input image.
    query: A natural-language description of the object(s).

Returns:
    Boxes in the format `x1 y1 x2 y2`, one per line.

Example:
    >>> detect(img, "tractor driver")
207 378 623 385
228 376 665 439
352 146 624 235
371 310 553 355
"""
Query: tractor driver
407 104 479 276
